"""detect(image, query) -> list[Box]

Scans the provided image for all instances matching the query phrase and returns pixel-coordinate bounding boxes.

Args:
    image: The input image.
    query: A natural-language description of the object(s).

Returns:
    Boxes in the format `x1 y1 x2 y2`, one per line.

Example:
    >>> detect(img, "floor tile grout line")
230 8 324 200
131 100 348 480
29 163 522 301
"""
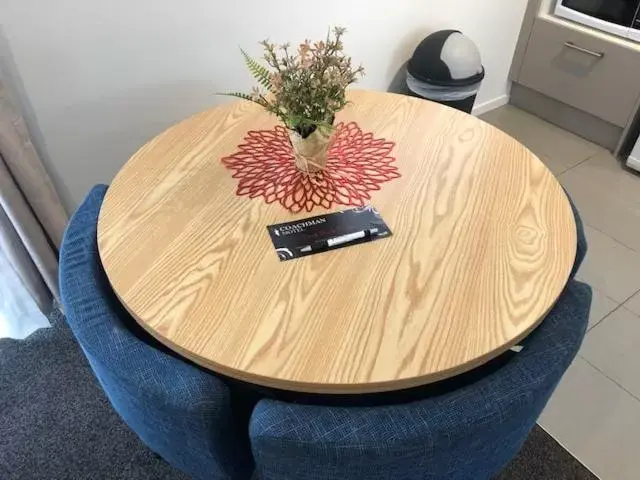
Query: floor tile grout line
587 302 626 332
581 220 640 253
586 288 640 332
613 288 640 311
586 304 621 332
555 166 572 176
558 150 640 253
558 149 602 176
578 355 640 403
536 423 602 479
581 290 640 398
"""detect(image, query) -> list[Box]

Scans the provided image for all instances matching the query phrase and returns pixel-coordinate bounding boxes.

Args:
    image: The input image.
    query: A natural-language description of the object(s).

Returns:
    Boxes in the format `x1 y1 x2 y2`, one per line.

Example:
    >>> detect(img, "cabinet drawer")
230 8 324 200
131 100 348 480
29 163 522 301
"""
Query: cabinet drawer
519 17 640 127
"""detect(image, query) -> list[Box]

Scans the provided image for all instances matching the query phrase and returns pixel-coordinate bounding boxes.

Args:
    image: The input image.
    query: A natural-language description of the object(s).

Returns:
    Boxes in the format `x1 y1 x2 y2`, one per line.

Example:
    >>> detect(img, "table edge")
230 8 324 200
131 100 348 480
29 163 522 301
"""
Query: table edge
105 267 566 394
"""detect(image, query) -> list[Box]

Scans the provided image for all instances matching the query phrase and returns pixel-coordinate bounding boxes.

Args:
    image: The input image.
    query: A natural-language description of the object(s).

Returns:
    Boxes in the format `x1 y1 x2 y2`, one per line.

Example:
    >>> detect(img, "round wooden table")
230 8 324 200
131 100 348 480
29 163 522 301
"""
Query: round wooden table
98 90 576 394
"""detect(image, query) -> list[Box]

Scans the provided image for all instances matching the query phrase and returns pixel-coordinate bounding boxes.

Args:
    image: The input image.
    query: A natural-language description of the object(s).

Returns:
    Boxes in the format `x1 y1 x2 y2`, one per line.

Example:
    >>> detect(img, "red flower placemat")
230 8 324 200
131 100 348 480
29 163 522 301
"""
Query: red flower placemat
221 121 400 213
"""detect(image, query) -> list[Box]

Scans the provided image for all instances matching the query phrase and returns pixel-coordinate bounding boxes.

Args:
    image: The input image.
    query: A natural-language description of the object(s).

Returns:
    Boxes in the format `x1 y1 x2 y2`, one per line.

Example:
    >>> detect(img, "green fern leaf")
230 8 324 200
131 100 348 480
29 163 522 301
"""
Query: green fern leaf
219 92 254 101
218 92 272 111
240 49 272 90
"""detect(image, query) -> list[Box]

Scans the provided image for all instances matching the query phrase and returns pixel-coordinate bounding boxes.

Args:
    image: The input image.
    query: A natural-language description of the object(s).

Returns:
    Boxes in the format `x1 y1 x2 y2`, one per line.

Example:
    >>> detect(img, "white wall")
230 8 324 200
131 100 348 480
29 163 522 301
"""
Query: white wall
1 0 528 210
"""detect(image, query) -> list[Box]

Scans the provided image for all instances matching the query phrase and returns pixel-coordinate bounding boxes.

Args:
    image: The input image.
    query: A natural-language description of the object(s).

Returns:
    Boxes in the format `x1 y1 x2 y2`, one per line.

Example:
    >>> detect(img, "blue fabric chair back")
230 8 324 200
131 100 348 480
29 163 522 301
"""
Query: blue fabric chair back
249 279 591 480
568 192 587 278
59 185 254 480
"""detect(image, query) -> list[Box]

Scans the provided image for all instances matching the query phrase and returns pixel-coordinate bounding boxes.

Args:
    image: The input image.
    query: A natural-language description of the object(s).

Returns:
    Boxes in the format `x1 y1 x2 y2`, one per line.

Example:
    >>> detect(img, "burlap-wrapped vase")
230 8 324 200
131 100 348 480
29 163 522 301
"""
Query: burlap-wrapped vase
288 127 333 173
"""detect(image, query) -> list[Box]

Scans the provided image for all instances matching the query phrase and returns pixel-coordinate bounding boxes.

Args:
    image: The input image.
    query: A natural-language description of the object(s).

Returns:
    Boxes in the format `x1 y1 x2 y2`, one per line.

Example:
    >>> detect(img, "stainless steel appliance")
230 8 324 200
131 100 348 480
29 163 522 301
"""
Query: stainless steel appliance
555 0 640 42
627 134 640 172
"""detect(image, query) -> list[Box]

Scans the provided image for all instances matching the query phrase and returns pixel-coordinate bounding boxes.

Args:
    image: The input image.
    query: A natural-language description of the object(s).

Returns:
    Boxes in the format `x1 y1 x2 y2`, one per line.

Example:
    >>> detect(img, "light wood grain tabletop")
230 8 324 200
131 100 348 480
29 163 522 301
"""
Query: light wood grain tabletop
98 90 577 394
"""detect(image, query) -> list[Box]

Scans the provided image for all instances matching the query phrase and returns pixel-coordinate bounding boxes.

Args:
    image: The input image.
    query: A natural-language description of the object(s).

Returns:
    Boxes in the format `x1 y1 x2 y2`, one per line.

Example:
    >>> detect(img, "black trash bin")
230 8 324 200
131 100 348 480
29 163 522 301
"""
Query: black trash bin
406 30 484 113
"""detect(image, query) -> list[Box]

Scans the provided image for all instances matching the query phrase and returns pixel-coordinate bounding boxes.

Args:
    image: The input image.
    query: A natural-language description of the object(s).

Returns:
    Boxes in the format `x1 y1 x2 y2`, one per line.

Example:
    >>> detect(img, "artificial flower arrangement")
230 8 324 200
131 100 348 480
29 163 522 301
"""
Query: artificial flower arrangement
225 27 364 172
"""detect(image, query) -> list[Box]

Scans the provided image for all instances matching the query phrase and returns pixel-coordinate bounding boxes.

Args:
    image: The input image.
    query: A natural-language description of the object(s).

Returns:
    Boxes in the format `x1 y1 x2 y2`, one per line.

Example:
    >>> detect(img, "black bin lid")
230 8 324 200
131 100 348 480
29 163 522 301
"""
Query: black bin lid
408 30 485 87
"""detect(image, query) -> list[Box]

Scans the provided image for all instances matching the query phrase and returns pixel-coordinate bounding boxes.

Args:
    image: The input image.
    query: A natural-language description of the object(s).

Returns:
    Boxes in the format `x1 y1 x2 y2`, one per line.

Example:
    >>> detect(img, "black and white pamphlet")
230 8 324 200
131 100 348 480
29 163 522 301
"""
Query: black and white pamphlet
267 206 392 261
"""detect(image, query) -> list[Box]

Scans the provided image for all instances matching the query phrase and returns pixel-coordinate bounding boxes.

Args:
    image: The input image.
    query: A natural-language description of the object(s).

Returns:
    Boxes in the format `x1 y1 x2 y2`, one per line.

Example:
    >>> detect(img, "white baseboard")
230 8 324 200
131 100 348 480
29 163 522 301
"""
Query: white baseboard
626 155 640 173
472 95 509 116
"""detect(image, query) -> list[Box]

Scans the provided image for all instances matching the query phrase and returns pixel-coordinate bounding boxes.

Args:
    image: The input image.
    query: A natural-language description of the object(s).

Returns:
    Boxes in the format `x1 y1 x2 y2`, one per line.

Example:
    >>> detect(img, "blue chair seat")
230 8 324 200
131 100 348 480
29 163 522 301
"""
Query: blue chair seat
59 185 255 480
249 279 592 480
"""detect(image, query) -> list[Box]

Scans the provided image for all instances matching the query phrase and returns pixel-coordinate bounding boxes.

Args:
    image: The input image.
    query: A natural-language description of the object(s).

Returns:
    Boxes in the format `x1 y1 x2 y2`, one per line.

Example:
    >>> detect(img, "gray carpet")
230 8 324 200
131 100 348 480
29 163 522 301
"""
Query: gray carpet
0 311 597 480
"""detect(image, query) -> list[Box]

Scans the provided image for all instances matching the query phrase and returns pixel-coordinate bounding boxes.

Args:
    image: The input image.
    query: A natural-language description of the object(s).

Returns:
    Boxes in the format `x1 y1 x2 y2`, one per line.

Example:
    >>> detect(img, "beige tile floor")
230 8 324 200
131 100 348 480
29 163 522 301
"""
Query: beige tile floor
482 105 640 480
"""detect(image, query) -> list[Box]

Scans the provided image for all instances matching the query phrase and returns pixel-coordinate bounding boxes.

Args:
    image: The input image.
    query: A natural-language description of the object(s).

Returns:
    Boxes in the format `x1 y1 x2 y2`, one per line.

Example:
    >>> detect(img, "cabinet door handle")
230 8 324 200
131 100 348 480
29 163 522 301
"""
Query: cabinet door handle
564 41 605 58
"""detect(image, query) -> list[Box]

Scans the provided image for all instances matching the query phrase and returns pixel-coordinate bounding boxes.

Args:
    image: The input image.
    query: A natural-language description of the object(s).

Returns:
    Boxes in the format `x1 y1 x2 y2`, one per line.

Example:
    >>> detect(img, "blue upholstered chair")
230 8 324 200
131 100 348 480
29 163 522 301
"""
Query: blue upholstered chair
59 185 255 480
568 193 587 279
249 277 591 480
